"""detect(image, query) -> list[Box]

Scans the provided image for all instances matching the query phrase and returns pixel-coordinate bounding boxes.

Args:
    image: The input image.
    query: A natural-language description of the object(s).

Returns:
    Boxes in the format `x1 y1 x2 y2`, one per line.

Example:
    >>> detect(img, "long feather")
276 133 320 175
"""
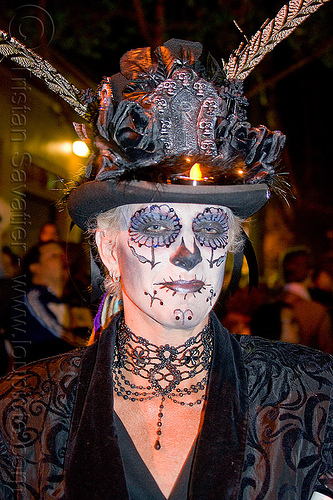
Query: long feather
226 0 330 80
0 30 87 118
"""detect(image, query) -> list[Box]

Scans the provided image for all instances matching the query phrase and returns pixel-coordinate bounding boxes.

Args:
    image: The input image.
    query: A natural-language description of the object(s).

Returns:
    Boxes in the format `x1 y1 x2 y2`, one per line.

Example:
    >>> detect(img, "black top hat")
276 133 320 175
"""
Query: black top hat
67 39 285 230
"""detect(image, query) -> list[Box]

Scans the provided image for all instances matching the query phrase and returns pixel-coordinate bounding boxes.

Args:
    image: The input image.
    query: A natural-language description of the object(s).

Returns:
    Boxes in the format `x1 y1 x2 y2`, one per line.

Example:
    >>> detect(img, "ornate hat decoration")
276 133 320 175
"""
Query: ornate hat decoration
66 37 285 230
0 0 329 296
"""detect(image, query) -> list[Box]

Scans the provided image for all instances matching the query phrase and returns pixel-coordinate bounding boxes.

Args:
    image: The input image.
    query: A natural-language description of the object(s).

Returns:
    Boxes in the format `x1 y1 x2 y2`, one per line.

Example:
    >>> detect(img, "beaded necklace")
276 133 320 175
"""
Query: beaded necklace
112 317 213 450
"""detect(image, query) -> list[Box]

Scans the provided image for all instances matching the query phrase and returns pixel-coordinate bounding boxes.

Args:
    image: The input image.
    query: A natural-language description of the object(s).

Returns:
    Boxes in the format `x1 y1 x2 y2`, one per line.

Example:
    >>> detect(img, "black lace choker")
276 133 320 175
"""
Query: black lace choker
112 317 213 450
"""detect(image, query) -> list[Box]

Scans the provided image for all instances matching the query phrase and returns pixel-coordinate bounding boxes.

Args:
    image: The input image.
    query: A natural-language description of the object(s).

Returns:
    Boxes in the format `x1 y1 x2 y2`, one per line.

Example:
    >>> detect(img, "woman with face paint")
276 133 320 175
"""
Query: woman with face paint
97 203 233 335
1 15 333 500
93 202 236 497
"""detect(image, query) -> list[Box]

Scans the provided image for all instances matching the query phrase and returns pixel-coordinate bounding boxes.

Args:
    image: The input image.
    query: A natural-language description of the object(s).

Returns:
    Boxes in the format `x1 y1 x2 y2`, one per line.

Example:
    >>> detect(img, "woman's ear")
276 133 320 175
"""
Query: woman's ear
95 230 119 275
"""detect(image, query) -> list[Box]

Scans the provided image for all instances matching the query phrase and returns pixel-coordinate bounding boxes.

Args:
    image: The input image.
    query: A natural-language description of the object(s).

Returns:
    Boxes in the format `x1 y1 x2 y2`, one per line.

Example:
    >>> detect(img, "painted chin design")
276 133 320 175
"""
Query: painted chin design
154 278 207 295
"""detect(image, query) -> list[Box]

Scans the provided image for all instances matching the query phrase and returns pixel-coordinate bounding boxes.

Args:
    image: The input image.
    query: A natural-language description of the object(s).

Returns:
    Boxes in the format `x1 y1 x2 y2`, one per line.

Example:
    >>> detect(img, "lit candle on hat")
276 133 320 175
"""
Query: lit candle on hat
171 158 214 185
189 163 202 186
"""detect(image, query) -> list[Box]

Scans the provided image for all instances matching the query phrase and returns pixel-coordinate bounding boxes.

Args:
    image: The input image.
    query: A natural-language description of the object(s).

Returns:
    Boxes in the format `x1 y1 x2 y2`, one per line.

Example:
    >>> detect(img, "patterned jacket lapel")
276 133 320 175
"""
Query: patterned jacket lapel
189 313 249 499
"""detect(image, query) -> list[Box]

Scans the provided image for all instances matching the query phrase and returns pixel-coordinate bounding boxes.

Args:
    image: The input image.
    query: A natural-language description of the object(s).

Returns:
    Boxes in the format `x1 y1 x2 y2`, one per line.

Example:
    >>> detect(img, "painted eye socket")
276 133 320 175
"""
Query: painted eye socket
192 207 229 249
129 205 182 247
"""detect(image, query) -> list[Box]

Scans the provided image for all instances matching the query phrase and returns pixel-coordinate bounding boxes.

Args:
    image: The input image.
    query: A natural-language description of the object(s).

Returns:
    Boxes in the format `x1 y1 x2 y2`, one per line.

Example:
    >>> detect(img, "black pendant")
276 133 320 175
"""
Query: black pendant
154 439 161 450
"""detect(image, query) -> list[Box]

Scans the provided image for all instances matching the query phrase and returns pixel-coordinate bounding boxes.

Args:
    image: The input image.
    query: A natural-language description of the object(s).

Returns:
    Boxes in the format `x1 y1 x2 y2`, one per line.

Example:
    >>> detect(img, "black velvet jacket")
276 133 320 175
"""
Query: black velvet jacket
1 313 333 499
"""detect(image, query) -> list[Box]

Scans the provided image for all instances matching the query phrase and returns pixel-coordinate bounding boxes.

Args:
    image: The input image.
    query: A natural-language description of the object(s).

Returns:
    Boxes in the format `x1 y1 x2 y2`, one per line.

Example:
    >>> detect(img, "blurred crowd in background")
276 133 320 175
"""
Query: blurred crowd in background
1 222 333 376
0 222 93 375
215 247 333 351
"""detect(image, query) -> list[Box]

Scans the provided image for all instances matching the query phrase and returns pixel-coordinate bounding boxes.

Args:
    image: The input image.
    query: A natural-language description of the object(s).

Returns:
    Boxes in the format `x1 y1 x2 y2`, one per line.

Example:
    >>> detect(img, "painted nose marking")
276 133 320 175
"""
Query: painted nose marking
169 238 202 271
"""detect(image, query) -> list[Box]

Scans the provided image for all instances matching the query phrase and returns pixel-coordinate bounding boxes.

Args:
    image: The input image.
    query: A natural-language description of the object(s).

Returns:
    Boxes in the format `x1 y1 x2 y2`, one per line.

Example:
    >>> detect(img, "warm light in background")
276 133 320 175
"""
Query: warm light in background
189 163 202 181
45 141 73 155
72 141 90 157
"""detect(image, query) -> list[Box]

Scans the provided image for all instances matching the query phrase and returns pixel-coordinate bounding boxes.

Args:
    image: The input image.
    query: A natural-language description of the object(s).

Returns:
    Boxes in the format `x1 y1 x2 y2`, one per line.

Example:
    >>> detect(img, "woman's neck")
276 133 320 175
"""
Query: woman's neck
113 316 213 450
122 303 210 346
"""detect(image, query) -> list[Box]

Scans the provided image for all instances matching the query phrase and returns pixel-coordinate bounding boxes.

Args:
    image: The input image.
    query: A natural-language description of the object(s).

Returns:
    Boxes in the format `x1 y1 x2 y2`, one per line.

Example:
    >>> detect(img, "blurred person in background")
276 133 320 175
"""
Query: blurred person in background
280 247 333 353
38 222 60 243
310 265 333 313
38 221 92 306
13 240 92 366
221 310 251 336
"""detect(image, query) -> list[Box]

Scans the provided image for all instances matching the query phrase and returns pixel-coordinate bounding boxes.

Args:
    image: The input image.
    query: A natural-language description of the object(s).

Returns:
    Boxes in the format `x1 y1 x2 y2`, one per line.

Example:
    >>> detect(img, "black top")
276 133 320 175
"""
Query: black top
2 313 333 498
114 412 196 499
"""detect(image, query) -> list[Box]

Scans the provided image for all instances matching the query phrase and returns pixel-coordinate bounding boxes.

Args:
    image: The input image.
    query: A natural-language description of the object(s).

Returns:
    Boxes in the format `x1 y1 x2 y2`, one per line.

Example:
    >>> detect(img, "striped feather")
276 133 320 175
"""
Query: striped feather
226 0 330 80
0 30 87 117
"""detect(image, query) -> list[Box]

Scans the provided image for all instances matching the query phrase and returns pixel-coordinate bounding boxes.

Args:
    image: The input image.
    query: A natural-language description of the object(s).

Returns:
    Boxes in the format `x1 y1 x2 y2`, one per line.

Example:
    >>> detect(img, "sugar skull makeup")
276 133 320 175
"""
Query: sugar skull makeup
192 207 229 249
103 203 232 331
129 205 182 248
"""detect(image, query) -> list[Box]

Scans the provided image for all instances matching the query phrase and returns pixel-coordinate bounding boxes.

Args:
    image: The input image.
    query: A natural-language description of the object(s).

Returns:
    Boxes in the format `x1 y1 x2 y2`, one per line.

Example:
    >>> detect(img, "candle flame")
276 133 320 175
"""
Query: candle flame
189 163 203 181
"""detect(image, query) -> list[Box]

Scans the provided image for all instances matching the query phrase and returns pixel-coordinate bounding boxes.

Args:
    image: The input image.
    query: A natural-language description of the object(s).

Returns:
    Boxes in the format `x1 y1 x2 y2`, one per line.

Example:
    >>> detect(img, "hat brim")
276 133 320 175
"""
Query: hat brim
67 180 270 230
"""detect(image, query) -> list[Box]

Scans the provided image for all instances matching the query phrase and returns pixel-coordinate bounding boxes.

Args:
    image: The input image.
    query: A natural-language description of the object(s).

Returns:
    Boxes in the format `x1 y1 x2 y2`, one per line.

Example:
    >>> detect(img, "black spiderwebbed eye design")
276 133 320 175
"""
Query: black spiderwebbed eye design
192 207 229 249
129 205 182 248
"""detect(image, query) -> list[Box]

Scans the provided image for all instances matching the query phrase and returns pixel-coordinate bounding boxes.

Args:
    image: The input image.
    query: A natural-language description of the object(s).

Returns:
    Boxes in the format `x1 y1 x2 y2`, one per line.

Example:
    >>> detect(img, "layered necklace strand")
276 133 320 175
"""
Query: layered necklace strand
112 317 213 450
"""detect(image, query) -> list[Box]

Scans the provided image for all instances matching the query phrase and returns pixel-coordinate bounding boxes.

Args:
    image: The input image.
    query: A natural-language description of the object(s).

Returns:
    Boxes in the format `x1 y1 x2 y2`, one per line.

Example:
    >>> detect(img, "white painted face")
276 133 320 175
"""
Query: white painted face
100 203 231 332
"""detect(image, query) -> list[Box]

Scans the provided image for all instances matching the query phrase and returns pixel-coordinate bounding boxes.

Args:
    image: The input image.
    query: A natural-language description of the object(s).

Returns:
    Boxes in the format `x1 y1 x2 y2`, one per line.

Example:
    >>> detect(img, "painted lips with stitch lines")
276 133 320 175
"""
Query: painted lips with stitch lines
153 278 209 295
